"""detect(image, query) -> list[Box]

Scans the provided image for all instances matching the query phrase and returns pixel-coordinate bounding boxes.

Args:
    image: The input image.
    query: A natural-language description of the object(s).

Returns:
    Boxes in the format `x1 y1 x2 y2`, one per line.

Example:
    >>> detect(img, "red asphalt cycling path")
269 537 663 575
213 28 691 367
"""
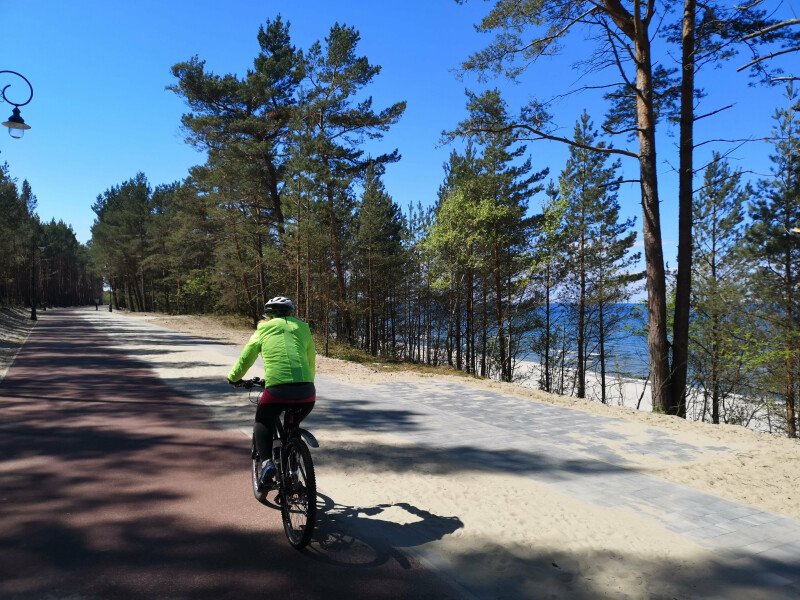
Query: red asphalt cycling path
0 309 458 599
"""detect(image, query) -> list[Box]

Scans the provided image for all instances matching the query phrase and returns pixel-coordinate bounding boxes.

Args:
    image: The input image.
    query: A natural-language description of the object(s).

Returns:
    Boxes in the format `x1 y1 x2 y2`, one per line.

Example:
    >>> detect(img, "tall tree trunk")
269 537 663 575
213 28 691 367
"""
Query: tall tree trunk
635 26 672 414
295 231 302 316
426 277 432 365
786 253 798 437
506 273 513 380
256 233 266 312
711 332 720 424
466 267 474 373
305 235 311 322
481 279 488 377
671 0 696 418
266 159 285 237
390 296 397 354
544 267 552 393
602 0 671 413
325 182 351 342
368 249 375 355
711 229 721 424
577 236 587 398
599 297 607 404
324 293 331 357
494 254 508 381
416 288 423 363
446 282 454 366
455 287 463 371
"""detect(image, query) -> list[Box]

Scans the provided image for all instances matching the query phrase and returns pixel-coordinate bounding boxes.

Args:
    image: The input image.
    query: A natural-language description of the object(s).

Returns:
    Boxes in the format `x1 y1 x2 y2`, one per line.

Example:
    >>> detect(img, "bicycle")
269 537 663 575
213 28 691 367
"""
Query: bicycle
237 377 319 550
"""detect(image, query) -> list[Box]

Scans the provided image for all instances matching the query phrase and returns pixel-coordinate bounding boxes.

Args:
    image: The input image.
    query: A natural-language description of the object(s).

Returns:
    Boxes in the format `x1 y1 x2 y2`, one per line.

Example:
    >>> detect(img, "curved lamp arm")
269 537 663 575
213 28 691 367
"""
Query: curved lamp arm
0 70 34 107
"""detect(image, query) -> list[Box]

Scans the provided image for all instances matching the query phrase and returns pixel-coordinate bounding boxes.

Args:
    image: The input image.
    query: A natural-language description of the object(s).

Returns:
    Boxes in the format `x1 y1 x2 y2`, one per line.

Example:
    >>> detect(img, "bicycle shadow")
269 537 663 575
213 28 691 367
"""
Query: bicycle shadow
305 493 463 569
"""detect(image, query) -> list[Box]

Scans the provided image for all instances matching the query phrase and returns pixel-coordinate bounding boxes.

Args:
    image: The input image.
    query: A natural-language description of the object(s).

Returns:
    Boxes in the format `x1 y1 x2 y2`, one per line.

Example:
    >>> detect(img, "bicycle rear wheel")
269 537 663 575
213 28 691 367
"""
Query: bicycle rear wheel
279 439 316 549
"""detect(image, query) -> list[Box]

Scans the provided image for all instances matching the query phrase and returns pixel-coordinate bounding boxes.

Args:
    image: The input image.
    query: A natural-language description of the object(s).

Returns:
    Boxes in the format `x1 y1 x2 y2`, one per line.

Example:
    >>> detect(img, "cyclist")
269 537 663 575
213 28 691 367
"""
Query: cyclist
227 296 316 489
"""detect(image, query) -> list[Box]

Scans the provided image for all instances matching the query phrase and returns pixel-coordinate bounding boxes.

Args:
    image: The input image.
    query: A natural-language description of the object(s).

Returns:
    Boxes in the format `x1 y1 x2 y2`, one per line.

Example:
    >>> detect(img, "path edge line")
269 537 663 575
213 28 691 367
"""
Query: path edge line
0 318 36 385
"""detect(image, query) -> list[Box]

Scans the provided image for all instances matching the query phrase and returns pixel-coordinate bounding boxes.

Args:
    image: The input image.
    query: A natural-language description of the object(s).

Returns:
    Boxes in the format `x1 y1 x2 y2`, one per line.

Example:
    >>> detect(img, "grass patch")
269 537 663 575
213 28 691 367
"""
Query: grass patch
315 334 474 378
211 313 258 331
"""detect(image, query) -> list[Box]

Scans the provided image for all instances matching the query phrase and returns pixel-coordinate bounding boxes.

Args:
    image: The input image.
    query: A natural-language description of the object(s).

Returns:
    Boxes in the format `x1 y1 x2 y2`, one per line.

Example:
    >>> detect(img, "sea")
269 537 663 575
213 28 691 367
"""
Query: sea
518 303 650 379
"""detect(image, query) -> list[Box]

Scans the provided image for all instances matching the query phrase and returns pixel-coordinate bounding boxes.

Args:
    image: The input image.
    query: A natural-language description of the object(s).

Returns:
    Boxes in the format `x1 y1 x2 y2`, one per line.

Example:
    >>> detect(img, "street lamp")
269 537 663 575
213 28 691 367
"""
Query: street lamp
0 70 33 139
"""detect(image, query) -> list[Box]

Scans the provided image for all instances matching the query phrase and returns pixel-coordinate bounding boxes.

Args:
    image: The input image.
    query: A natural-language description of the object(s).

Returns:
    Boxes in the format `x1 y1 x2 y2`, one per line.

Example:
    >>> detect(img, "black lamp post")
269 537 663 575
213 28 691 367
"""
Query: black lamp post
0 70 33 139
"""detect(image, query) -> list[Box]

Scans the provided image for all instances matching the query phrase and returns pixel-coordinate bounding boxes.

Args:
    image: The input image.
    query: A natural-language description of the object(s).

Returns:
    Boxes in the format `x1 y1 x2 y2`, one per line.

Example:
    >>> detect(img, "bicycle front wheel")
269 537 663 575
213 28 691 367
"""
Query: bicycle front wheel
251 435 268 504
280 439 316 550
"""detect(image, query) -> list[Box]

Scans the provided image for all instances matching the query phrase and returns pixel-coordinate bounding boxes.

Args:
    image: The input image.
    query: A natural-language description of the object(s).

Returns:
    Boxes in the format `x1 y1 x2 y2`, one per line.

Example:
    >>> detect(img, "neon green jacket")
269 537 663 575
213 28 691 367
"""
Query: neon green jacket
227 316 316 386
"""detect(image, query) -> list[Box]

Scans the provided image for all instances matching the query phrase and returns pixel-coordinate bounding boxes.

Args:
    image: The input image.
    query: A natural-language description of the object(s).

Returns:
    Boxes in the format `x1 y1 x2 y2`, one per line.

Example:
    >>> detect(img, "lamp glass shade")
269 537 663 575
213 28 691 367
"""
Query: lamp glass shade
3 107 31 137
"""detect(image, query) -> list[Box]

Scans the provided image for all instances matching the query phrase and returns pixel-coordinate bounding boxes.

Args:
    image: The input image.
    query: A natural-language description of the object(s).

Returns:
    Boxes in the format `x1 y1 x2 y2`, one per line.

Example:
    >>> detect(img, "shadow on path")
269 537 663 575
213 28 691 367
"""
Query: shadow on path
316 437 634 480
0 311 460 600
307 493 463 569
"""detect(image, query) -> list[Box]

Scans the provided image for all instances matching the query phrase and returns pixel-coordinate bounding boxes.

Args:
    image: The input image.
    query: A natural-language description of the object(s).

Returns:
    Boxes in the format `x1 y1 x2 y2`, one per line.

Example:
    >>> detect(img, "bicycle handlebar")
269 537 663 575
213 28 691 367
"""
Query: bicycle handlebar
230 377 266 389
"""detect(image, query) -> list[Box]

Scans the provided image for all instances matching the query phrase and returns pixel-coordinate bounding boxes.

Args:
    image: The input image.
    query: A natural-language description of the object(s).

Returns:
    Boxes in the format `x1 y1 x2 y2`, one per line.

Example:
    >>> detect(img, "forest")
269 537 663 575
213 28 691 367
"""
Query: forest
1 2 798 438
0 169 98 310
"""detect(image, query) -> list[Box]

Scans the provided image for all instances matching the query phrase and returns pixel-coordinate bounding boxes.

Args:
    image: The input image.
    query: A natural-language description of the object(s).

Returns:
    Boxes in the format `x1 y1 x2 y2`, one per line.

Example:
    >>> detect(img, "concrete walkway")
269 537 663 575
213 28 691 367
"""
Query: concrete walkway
356 380 800 593
31 309 800 599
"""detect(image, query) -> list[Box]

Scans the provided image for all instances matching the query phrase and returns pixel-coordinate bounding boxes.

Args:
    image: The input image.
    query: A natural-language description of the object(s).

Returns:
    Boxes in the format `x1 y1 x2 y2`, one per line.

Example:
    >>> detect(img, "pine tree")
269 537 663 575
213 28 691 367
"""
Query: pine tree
169 16 302 234
295 23 406 343
90 173 153 311
690 154 748 424
744 85 800 438
354 164 406 356
530 181 568 393
0 171 43 307
437 90 546 381
587 152 641 405
558 112 635 400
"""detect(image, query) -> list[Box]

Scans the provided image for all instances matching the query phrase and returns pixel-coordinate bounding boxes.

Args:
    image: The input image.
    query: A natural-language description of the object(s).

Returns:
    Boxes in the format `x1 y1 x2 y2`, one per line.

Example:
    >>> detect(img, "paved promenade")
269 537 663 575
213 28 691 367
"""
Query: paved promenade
4 309 799 599
0 310 456 599
343 379 800 594
139 313 800 598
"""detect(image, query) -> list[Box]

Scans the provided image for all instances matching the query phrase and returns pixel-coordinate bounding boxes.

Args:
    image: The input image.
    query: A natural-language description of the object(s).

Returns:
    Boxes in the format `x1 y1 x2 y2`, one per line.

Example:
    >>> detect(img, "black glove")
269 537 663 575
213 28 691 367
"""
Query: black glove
228 378 243 387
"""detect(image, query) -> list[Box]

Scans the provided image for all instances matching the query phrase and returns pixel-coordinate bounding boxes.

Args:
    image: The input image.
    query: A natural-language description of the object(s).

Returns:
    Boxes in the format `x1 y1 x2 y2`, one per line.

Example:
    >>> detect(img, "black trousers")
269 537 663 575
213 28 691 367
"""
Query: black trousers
254 399 314 462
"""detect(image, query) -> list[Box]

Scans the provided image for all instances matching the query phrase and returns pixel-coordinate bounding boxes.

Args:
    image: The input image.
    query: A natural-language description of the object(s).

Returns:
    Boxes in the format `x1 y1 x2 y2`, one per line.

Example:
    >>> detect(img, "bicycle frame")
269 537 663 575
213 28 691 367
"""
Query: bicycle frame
274 416 320 449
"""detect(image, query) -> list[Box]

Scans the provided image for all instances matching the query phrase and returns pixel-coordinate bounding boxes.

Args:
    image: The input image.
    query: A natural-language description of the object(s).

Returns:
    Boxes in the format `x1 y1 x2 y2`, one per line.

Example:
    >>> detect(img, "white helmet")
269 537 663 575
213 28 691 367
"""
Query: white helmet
264 296 294 315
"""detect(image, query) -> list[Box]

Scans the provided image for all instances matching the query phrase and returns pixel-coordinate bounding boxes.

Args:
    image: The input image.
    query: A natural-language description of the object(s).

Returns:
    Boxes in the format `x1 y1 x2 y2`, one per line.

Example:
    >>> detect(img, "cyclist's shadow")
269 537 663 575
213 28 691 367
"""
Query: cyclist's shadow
306 493 463 569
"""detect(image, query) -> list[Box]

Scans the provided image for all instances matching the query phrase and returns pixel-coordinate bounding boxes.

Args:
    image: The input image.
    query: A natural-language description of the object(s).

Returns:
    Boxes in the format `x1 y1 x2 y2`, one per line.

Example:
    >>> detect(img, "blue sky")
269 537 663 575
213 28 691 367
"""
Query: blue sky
1 0 798 271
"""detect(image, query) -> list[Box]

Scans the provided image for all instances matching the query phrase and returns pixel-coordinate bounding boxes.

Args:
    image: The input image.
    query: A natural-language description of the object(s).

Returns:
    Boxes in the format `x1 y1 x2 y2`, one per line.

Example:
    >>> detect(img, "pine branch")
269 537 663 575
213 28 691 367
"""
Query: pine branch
693 136 770 149
462 121 639 158
531 7 602 52
602 124 642 136
737 45 800 72
742 18 800 41
694 104 734 122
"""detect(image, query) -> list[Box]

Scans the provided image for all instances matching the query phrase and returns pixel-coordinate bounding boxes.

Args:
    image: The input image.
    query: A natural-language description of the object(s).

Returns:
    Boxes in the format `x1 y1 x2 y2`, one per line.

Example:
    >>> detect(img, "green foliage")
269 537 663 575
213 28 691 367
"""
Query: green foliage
742 85 800 435
690 154 750 423
0 165 97 307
